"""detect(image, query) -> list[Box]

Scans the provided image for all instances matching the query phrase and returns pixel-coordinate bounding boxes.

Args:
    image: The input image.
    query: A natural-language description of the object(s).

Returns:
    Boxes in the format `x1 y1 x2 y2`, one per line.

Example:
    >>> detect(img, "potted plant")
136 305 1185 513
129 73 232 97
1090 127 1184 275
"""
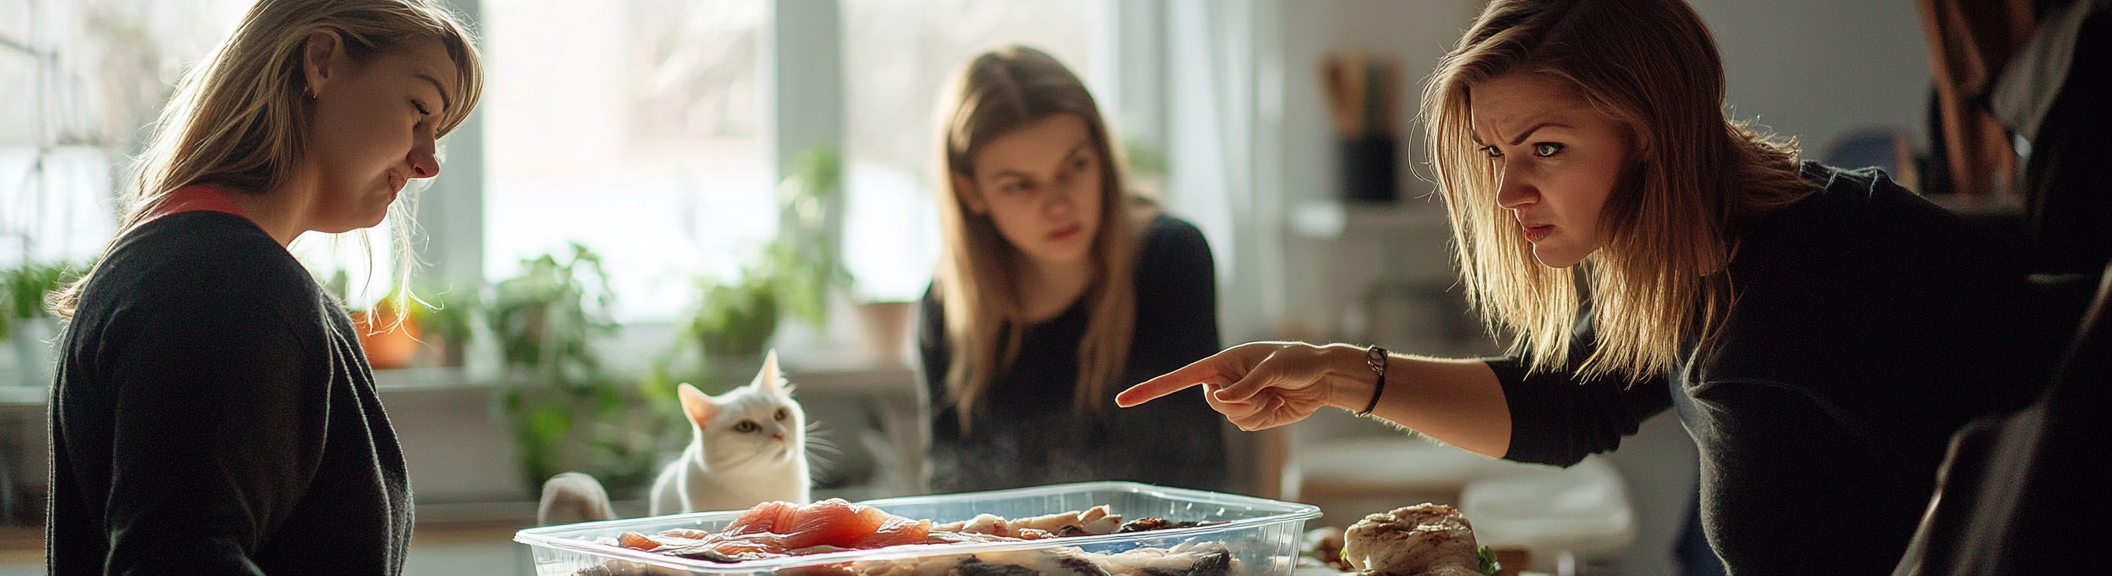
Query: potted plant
405 284 479 367
483 243 668 498
349 290 422 370
766 144 851 328
672 145 849 378
2 261 85 387
688 271 779 359
487 243 615 382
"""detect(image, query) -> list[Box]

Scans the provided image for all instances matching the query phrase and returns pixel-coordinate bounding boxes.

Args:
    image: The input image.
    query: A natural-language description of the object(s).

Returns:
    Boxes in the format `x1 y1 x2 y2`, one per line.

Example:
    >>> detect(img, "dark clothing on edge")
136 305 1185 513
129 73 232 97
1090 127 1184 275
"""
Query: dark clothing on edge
2021 7 2112 275
49 211 412 575
920 215 1227 493
1491 164 2042 575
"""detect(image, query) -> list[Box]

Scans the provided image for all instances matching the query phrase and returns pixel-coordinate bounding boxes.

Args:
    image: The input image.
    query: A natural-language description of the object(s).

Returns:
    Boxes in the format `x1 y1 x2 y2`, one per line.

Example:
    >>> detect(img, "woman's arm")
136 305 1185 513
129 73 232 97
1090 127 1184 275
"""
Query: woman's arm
1117 343 1511 457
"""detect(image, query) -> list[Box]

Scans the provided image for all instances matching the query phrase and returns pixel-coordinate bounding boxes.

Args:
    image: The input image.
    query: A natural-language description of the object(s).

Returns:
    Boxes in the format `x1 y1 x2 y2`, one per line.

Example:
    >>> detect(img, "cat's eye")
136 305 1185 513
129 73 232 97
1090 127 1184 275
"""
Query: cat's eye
733 420 760 433
773 408 788 421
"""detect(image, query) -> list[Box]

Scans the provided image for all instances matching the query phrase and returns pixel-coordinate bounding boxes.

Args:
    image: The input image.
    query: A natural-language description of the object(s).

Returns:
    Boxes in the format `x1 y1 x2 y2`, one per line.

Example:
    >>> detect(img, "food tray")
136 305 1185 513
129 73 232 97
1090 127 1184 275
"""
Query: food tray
515 480 1322 575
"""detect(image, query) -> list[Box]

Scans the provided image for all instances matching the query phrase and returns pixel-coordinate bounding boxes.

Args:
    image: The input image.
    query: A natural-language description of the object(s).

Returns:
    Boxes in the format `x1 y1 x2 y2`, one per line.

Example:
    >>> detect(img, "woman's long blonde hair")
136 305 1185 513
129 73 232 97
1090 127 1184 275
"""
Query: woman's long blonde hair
932 45 1147 430
53 0 484 318
1425 0 1813 379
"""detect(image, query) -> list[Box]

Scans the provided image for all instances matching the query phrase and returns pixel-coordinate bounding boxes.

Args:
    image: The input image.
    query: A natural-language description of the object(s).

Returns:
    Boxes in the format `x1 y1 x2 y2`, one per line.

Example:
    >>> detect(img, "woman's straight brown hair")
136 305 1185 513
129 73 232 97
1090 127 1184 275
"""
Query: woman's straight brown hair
931 45 1149 432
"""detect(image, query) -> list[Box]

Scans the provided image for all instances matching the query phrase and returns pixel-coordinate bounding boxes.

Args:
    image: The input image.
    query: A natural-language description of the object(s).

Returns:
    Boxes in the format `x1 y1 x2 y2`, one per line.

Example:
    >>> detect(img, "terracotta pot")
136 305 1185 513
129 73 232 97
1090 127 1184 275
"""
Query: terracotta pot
352 311 421 370
855 301 914 365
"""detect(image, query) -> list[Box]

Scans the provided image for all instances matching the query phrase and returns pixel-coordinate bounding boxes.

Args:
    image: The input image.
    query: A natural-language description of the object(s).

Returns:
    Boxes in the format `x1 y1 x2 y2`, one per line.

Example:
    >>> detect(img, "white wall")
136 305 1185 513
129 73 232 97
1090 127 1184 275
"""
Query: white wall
1274 0 1483 347
1687 0 1932 153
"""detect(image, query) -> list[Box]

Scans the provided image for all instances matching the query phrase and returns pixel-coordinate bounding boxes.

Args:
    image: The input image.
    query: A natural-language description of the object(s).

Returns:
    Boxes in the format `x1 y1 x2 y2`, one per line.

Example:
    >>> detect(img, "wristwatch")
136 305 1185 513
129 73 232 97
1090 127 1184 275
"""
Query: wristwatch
1357 345 1388 416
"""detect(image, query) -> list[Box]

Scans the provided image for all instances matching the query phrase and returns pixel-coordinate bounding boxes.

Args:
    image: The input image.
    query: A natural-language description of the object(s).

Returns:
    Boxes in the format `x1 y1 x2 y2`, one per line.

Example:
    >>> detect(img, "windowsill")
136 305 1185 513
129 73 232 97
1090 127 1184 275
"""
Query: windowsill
1288 199 1449 240
0 387 43 408
371 361 917 395
0 356 917 406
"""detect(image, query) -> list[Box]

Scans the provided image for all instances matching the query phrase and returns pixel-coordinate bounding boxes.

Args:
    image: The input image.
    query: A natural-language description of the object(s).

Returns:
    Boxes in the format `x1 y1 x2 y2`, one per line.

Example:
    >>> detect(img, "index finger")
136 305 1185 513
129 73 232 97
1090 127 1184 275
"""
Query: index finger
1116 358 1235 407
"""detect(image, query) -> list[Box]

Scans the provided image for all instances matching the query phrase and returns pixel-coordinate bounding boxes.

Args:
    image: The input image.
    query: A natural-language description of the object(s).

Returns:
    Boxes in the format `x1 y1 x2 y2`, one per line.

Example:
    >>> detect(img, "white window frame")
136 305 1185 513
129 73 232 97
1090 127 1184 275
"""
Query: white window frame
412 0 1196 364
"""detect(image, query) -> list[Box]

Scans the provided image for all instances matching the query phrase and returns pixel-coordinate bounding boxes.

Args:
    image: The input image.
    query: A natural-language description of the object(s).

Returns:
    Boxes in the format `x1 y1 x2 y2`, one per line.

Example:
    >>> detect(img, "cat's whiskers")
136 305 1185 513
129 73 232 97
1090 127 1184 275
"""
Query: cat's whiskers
802 419 841 478
804 420 844 458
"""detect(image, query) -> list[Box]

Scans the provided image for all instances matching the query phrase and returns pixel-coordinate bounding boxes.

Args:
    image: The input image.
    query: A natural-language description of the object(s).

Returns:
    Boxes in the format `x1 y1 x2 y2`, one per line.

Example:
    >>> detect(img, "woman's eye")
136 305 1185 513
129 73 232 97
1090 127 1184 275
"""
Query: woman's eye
413 100 431 116
1000 181 1029 194
1072 156 1092 172
1533 143 1564 157
734 420 759 433
773 408 788 421
1481 145 1504 158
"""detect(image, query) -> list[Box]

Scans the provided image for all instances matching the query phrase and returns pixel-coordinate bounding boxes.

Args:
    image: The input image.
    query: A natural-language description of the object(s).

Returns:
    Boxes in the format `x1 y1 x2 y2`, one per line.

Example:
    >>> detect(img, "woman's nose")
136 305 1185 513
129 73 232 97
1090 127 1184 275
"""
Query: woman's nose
1494 165 1536 209
408 136 441 179
1042 183 1078 216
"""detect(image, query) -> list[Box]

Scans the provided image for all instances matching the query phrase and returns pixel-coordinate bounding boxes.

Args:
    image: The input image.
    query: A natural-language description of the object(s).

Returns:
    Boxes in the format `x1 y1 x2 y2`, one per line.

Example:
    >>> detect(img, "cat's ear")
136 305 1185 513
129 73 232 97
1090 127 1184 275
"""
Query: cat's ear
755 349 785 392
678 383 717 426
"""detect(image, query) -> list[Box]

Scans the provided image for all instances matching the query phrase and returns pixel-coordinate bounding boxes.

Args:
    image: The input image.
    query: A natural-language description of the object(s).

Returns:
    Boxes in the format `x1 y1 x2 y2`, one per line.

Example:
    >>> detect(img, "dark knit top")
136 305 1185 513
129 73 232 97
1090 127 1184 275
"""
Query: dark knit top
48 211 412 575
1492 164 2043 575
920 215 1228 493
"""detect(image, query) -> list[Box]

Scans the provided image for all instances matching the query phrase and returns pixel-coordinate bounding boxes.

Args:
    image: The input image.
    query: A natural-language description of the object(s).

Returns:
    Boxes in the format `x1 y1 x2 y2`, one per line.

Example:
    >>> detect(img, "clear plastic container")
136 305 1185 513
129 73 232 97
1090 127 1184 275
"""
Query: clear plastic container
515 481 1322 575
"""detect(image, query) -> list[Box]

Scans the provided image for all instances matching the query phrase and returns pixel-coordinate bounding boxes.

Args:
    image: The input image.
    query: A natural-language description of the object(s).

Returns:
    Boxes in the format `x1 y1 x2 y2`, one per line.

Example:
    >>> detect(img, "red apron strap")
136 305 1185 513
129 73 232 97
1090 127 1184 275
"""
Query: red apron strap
152 185 250 220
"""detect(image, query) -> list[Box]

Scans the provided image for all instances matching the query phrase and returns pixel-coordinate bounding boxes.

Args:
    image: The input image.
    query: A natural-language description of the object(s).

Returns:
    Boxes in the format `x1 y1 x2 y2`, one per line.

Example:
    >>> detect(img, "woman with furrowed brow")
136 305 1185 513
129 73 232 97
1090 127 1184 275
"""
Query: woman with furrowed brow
1119 0 2055 573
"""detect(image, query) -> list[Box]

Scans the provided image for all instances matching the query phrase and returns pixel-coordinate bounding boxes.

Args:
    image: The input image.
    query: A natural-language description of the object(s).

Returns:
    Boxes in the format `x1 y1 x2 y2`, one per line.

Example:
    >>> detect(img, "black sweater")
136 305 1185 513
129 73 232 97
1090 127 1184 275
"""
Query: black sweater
920 215 1228 493
48 212 412 575
1493 164 2041 575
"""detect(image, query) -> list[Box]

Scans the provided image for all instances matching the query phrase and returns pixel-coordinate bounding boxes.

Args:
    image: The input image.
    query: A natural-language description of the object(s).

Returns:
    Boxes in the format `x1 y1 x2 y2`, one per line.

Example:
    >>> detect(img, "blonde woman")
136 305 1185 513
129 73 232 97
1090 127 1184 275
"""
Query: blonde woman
46 0 480 572
919 46 1227 492
1121 0 2045 573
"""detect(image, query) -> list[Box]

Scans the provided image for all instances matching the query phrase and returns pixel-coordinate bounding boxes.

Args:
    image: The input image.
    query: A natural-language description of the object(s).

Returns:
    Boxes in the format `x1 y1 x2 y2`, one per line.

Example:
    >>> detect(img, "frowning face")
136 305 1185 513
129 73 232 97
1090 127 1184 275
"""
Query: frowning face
955 113 1105 270
1469 72 1634 268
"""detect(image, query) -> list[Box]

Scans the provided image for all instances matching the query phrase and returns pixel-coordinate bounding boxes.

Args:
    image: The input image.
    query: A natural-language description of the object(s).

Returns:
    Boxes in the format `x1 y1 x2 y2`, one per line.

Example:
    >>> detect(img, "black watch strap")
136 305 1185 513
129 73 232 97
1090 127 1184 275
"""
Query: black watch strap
1357 345 1388 416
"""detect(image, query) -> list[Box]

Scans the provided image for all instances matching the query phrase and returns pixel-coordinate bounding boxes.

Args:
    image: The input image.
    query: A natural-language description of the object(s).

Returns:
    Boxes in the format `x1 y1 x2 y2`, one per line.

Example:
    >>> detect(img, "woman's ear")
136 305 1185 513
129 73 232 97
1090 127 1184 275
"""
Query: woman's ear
953 173 989 215
301 30 346 98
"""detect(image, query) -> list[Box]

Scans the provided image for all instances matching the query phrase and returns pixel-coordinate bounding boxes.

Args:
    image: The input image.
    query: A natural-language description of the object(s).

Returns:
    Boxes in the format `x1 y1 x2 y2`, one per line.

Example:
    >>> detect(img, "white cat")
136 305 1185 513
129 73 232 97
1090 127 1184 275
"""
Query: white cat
536 350 811 525
648 349 812 515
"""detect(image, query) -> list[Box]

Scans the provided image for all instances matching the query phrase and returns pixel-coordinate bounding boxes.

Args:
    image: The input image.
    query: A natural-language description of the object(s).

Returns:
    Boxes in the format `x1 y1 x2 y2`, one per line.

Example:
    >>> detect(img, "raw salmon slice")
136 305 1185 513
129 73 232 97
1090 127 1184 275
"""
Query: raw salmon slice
728 500 802 535
782 499 891 549
853 516 932 548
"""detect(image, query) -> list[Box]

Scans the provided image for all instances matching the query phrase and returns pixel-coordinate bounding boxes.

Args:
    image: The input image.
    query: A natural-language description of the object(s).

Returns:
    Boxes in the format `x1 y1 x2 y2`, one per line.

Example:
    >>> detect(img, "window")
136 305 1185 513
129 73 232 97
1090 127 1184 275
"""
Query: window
481 0 771 322
838 0 1101 302
0 0 250 269
0 0 407 304
9 0 1112 323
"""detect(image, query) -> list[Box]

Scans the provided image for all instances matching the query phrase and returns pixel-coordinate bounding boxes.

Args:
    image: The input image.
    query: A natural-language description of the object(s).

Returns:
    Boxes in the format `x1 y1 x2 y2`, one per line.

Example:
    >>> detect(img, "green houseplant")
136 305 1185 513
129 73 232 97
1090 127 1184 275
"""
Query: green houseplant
674 145 849 372
3 262 86 388
404 284 478 367
687 271 779 361
1 261 82 342
488 243 615 382
767 144 850 328
485 243 666 498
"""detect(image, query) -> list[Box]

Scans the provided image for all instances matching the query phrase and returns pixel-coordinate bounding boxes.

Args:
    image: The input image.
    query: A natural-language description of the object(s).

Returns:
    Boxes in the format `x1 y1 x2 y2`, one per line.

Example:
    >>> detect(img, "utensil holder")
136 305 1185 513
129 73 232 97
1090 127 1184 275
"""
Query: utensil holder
1341 135 1398 203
